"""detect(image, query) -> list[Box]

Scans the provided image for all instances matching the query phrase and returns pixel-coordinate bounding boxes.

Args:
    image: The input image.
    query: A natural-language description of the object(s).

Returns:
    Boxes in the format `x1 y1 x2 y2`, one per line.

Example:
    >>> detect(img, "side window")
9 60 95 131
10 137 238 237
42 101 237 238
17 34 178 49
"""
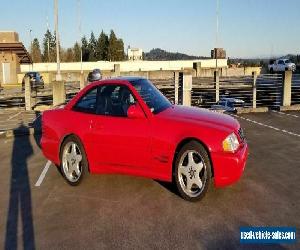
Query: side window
278 60 284 65
73 87 98 113
97 85 136 117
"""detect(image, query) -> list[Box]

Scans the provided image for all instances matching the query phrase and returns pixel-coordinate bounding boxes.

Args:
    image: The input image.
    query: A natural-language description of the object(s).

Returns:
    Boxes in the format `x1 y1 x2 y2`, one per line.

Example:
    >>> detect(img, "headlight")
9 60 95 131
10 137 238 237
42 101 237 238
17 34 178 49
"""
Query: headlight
222 133 240 152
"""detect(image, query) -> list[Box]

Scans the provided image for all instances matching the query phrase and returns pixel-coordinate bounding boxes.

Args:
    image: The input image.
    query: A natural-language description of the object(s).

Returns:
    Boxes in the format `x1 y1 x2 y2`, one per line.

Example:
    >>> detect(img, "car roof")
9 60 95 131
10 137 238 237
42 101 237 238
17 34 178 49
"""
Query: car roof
113 76 146 81
220 98 244 103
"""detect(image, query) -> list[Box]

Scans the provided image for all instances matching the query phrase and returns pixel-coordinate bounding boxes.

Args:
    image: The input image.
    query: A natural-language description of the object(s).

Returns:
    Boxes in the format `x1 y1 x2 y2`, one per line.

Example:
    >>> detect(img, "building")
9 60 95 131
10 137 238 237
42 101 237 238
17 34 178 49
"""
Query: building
211 48 226 59
127 48 143 61
0 31 32 85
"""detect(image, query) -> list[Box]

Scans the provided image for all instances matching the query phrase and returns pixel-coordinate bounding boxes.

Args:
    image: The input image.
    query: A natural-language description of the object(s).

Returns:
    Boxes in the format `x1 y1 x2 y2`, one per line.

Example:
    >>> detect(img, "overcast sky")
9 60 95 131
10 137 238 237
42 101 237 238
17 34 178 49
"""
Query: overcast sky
1 0 300 58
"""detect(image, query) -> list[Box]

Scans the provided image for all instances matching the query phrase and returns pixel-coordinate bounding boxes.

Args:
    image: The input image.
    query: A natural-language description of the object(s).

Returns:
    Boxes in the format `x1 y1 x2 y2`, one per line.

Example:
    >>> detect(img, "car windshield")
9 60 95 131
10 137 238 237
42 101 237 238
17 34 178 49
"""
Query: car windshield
284 59 291 63
28 72 37 77
129 79 172 114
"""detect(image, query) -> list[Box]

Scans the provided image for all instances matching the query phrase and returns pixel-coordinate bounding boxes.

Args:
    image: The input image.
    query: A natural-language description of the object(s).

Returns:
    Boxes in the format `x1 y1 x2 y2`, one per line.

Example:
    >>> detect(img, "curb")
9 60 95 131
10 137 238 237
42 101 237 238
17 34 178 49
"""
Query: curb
0 128 41 139
236 107 268 114
279 105 300 111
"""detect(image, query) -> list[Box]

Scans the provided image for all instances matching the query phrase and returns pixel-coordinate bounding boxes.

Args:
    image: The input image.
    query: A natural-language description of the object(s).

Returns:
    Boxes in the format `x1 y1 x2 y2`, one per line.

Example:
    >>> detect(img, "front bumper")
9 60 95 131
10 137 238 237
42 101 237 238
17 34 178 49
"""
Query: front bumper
211 142 249 187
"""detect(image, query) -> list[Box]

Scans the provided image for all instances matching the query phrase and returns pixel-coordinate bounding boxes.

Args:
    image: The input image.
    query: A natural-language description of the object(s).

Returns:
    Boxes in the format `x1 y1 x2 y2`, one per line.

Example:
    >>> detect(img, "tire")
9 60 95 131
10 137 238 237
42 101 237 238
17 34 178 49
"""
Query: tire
174 141 212 202
60 135 88 186
270 68 274 74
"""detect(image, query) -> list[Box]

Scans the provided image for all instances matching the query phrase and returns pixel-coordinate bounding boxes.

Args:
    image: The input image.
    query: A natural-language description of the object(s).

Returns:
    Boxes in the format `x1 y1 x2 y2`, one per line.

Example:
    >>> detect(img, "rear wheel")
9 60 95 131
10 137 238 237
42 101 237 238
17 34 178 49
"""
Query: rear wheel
174 141 212 202
60 136 88 186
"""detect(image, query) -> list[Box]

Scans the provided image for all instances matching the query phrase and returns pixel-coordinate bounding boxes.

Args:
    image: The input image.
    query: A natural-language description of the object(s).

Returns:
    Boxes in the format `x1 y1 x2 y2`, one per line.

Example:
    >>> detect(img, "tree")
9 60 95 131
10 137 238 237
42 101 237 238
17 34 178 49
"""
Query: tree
30 38 42 63
73 42 81 62
108 30 125 61
96 30 109 61
108 30 118 61
88 32 97 61
116 38 125 61
81 36 89 62
61 48 75 62
42 29 56 62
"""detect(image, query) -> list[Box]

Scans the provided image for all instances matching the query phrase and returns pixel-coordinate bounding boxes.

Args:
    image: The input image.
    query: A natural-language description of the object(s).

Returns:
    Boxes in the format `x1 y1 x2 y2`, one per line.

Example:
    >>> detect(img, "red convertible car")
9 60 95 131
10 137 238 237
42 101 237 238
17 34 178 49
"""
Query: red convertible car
41 77 248 201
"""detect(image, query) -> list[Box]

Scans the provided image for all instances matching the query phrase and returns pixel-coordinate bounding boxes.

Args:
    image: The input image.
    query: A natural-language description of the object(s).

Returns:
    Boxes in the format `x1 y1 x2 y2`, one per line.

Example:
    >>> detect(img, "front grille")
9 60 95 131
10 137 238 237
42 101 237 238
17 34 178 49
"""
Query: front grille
238 127 245 142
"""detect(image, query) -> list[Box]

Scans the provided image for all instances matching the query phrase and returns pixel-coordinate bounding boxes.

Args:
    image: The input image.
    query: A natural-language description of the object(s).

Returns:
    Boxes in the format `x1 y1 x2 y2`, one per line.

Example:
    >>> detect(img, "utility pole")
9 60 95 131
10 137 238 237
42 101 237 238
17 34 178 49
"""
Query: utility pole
77 0 85 89
29 29 33 70
77 0 83 74
47 15 50 63
54 0 62 81
215 0 219 71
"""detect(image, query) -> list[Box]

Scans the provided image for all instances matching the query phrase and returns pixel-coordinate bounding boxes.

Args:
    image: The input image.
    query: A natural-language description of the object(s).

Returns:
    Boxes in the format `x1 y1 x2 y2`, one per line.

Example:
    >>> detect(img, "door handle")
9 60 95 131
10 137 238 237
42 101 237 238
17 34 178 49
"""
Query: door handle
89 120 104 130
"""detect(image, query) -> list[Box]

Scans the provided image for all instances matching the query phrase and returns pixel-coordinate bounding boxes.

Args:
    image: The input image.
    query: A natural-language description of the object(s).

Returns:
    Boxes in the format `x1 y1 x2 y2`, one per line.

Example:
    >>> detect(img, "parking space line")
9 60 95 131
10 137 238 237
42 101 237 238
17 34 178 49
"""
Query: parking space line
32 114 41 124
35 160 52 187
7 111 22 121
271 110 299 118
231 114 300 138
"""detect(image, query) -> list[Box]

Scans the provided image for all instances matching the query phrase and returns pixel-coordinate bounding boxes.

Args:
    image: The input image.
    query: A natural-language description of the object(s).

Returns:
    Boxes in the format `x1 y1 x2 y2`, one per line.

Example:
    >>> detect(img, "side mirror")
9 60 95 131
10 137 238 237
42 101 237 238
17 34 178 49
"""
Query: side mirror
127 104 145 119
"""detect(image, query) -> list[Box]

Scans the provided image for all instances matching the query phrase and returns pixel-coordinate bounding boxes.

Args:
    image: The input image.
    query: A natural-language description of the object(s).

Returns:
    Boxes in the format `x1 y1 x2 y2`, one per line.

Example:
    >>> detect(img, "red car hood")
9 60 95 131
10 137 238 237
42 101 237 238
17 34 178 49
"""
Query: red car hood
157 105 240 131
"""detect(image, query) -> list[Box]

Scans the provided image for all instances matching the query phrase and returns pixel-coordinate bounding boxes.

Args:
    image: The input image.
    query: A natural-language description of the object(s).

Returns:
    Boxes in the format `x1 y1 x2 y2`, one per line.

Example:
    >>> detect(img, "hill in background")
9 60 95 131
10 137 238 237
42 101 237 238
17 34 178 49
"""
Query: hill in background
143 48 209 61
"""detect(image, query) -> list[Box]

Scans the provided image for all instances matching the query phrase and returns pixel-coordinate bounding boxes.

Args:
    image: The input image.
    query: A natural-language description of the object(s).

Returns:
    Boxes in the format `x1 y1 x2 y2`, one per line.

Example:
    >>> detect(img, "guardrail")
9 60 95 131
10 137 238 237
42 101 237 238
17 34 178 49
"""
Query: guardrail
0 71 298 111
291 74 300 105
151 77 175 104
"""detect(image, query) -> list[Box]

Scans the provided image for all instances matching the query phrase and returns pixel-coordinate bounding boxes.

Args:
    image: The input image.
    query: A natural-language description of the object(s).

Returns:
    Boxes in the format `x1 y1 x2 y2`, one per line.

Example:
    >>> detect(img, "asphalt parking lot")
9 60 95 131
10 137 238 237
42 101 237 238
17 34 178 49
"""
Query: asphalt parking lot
0 111 299 249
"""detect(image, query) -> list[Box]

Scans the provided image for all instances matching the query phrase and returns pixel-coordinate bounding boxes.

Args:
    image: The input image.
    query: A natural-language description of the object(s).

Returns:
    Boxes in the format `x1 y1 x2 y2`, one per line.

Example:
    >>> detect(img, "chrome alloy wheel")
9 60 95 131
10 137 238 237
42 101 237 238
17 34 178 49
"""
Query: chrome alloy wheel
178 150 207 197
62 142 83 182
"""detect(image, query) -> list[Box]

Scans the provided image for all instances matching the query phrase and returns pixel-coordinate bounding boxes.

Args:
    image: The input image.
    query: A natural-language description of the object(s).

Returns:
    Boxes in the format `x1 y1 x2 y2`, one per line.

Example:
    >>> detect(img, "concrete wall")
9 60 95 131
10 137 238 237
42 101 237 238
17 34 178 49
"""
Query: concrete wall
20 59 228 73
224 67 262 76
0 52 20 84
0 31 19 43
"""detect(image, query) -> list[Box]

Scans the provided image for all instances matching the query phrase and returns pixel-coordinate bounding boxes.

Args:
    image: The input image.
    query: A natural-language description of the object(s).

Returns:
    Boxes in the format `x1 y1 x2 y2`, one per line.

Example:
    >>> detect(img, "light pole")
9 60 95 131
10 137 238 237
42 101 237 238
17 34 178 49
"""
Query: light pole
215 0 219 71
54 0 62 81
77 0 84 89
29 29 33 70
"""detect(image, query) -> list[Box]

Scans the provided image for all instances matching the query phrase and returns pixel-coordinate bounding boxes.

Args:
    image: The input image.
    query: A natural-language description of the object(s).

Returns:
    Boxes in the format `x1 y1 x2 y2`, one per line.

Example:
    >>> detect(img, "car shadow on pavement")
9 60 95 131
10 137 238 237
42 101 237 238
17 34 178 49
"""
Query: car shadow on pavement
5 123 36 250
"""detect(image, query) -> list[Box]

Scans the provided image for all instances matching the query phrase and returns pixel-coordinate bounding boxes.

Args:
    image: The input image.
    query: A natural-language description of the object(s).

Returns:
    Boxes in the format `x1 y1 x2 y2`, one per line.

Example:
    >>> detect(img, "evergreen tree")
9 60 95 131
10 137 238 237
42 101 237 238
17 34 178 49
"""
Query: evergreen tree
42 29 55 62
116 38 125 61
73 42 81 62
61 48 75 62
108 30 118 61
97 30 109 61
30 38 42 63
81 36 89 62
88 32 97 61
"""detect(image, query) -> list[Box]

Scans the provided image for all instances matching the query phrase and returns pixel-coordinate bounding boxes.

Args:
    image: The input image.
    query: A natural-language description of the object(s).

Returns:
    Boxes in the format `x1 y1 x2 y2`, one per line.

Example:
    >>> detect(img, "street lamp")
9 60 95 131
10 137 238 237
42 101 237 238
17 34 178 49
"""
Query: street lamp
54 0 62 81
29 29 33 70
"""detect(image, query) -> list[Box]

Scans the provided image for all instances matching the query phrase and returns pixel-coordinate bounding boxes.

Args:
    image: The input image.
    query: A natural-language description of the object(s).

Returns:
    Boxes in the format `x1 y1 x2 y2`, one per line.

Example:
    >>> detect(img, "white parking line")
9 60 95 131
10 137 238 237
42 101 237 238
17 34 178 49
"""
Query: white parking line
271 110 299 118
231 114 300 138
7 111 22 121
32 113 41 124
35 160 52 187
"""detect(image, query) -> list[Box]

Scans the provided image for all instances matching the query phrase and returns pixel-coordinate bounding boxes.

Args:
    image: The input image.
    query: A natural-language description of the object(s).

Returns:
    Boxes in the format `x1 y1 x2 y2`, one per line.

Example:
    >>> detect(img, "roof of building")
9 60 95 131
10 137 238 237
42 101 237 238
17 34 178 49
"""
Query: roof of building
0 42 32 64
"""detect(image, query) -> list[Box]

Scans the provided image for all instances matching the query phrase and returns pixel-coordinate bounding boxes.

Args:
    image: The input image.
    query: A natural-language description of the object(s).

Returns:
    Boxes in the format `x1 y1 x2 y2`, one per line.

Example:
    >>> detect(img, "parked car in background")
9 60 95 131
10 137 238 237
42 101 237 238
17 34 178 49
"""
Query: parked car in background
87 68 102 83
41 77 248 202
268 59 296 73
22 72 44 91
211 98 245 113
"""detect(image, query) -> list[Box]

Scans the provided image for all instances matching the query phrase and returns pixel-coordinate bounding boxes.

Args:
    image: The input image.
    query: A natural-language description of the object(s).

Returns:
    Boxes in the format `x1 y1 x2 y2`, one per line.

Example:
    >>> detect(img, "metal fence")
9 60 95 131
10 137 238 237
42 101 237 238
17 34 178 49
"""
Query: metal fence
151 77 175 104
192 74 285 109
291 74 300 105
256 74 282 108
191 77 216 108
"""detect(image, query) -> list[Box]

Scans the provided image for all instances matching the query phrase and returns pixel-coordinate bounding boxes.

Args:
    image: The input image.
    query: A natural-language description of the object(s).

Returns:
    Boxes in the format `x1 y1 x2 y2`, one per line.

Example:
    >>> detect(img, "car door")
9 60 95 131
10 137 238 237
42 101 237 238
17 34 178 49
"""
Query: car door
87 83 151 174
278 60 285 71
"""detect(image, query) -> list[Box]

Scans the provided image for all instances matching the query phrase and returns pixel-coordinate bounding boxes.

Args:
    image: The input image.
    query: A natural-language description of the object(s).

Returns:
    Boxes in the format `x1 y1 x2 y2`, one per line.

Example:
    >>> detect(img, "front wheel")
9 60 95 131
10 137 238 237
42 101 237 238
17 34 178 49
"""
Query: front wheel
174 141 212 202
60 136 88 186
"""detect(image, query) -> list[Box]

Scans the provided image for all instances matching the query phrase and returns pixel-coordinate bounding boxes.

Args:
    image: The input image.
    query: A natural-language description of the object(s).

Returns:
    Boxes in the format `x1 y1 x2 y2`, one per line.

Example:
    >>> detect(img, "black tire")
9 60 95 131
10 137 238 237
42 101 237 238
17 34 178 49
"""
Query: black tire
174 141 212 202
59 135 88 186
270 68 274 74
